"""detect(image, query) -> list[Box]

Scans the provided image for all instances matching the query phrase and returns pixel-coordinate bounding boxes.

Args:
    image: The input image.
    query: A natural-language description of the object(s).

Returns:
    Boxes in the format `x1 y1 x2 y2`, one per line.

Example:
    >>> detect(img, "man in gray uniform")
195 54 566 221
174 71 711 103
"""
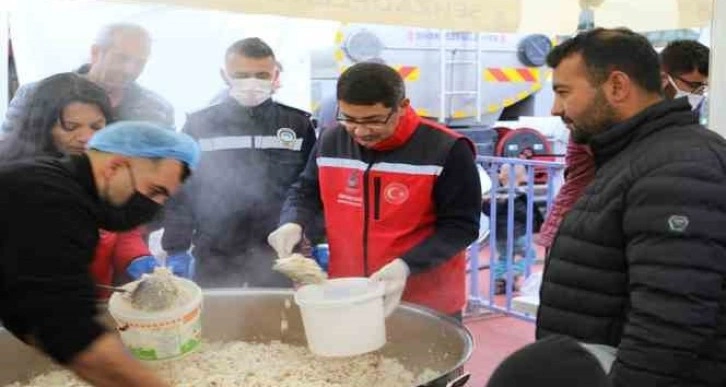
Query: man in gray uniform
162 37 317 287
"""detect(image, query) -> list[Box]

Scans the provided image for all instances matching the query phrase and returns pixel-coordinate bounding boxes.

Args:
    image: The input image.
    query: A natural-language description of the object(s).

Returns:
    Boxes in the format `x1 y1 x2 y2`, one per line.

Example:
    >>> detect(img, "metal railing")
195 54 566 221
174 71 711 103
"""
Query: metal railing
466 156 565 321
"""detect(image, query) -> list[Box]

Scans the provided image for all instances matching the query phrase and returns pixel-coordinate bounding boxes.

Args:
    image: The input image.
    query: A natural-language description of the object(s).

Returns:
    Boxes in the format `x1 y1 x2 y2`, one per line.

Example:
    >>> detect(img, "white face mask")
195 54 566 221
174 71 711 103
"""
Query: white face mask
229 78 273 107
668 76 706 111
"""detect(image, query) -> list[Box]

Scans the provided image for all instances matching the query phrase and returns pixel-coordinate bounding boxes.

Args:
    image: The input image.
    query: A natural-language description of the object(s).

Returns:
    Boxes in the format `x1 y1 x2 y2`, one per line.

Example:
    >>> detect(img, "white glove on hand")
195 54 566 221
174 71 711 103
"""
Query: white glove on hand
267 223 303 258
370 258 410 317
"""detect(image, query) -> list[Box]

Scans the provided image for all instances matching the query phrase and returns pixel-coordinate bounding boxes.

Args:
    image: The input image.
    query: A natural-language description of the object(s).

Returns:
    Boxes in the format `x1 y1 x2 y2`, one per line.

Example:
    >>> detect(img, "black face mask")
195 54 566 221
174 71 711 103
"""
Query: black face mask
99 165 162 232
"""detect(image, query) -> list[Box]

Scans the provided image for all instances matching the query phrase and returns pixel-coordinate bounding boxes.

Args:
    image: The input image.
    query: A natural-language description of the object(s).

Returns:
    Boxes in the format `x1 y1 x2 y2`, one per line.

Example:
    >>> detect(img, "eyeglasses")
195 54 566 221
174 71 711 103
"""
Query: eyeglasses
669 73 708 95
336 109 396 130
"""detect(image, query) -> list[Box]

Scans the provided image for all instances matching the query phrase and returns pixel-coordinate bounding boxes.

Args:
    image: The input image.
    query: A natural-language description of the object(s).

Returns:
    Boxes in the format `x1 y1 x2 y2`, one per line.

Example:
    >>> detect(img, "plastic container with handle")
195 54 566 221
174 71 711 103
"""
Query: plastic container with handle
108 278 203 361
294 277 386 357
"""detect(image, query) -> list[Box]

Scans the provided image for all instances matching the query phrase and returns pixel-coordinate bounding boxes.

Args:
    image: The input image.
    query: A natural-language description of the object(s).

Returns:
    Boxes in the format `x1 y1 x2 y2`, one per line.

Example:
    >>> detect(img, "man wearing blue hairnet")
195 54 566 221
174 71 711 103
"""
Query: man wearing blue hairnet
0 121 199 387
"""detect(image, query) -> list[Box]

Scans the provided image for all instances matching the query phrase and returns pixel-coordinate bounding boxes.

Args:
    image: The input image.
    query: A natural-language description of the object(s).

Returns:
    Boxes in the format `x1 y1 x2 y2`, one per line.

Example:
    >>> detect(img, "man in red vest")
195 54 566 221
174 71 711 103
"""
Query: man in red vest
268 62 481 319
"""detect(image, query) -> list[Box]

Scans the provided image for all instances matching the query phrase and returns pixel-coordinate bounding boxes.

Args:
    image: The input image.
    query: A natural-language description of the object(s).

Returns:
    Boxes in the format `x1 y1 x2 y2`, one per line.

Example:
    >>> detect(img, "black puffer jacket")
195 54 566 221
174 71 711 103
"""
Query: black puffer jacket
537 98 726 386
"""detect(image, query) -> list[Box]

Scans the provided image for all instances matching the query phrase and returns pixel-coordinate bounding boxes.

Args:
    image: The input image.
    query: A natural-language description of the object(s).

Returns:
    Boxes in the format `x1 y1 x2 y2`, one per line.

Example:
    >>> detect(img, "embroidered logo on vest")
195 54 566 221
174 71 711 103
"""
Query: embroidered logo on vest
384 182 409 205
338 170 363 207
347 170 360 190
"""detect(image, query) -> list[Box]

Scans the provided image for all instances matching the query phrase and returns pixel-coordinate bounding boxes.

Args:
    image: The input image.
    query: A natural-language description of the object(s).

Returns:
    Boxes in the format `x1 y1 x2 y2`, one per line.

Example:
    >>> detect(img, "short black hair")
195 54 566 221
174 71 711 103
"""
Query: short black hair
150 159 191 182
660 40 709 77
546 27 662 94
225 37 275 59
180 164 191 182
336 63 405 108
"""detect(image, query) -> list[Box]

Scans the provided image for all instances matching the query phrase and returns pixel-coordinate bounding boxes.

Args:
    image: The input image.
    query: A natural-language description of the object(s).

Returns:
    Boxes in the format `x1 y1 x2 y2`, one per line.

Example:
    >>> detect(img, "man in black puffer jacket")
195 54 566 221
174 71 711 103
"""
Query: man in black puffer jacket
537 27 726 386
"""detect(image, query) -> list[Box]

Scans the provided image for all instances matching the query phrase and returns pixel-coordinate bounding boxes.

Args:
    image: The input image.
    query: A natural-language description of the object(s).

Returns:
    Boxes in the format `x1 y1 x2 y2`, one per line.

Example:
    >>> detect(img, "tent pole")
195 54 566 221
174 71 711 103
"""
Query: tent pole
709 0 725 136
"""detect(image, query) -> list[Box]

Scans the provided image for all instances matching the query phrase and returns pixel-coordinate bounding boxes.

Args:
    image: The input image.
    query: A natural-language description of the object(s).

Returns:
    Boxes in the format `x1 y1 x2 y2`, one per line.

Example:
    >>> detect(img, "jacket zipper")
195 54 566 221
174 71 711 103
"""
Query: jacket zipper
362 163 374 276
373 177 382 220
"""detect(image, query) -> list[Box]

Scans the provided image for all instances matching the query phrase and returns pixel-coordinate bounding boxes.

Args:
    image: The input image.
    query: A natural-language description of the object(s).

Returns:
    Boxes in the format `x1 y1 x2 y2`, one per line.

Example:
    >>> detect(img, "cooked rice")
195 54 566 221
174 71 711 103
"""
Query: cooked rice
8 341 438 387
273 254 327 285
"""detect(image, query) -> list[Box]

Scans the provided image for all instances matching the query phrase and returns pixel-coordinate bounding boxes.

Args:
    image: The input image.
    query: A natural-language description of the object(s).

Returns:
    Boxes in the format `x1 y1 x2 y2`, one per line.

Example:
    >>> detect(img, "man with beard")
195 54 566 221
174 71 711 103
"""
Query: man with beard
536 28 726 386
2 23 174 133
537 39 710 251
0 121 199 386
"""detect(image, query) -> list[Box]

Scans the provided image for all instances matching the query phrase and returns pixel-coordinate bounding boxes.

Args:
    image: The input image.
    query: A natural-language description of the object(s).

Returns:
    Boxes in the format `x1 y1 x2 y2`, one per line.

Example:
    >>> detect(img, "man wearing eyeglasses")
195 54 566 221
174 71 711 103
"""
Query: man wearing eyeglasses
269 62 481 320
660 40 709 112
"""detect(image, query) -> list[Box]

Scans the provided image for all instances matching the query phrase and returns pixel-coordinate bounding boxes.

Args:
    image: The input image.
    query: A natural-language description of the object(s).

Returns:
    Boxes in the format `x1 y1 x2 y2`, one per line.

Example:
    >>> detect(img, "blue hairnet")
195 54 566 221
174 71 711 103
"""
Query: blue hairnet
87 121 200 170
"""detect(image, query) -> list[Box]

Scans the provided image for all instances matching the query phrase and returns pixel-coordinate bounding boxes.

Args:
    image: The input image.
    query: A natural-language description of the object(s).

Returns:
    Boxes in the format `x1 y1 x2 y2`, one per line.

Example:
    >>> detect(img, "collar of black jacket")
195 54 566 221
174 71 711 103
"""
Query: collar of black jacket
223 96 275 116
589 97 697 167
76 64 92 74
62 153 101 203
75 63 141 97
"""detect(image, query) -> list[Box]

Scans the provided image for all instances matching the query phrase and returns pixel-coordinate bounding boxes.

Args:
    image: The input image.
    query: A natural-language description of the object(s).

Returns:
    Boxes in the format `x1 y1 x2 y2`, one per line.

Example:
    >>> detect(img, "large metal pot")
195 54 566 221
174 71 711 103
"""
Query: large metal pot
0 289 472 386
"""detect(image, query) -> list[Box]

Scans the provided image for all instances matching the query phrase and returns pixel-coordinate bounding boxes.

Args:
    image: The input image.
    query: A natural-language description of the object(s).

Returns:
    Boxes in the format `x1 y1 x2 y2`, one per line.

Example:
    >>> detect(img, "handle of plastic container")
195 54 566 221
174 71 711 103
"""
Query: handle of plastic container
107 313 130 332
446 373 470 387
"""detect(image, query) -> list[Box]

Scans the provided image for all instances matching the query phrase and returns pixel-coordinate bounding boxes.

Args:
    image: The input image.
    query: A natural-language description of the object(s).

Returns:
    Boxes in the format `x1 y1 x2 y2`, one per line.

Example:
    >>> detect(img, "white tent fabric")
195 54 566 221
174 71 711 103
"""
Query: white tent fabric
106 0 712 34
6 0 340 126
0 11 8 116
100 0 722 136
4 0 722 135
710 1 725 137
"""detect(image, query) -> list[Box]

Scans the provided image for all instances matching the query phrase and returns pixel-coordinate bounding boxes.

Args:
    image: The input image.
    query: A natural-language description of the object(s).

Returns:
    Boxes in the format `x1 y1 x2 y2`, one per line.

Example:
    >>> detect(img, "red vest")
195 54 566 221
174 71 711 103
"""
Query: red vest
317 107 472 314
90 228 150 299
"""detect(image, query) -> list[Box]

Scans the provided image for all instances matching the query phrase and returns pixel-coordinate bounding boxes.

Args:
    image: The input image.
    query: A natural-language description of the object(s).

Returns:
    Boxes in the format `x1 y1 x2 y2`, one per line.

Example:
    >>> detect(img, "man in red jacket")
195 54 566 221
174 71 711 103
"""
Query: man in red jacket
268 63 481 319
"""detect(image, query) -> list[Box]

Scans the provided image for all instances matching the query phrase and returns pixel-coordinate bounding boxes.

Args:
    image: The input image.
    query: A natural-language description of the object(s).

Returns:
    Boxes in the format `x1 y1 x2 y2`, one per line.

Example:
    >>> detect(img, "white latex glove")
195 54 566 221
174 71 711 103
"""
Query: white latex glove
267 223 303 258
370 258 410 317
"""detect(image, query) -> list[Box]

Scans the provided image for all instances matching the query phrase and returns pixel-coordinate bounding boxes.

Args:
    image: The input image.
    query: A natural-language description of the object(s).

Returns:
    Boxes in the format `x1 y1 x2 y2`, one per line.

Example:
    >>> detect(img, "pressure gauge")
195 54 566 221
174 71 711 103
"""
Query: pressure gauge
518 34 553 67
343 29 384 63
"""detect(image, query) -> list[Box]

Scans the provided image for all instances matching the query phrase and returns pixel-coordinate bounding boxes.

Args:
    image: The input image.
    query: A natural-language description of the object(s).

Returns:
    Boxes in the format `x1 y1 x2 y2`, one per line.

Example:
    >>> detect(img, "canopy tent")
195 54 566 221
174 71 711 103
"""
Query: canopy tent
711 0 724 138
105 0 713 34
3 0 342 125
2 0 721 135
99 0 722 136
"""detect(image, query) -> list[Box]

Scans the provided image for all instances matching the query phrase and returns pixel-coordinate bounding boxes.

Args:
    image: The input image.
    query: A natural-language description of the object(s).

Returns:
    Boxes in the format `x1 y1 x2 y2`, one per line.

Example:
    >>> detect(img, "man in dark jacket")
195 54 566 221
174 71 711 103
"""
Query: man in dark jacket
660 39 709 113
0 121 199 386
2 23 174 133
537 27 726 386
161 38 316 287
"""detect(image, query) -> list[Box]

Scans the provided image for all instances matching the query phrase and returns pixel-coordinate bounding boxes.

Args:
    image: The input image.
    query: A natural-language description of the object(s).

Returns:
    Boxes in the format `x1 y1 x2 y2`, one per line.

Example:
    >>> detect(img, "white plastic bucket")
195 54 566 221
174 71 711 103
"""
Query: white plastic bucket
108 278 202 361
294 277 386 357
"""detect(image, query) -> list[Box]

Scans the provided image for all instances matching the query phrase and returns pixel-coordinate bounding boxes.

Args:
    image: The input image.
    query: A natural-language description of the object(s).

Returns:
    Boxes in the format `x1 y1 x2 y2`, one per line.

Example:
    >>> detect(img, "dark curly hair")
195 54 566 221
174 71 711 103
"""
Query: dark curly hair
0 72 113 162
